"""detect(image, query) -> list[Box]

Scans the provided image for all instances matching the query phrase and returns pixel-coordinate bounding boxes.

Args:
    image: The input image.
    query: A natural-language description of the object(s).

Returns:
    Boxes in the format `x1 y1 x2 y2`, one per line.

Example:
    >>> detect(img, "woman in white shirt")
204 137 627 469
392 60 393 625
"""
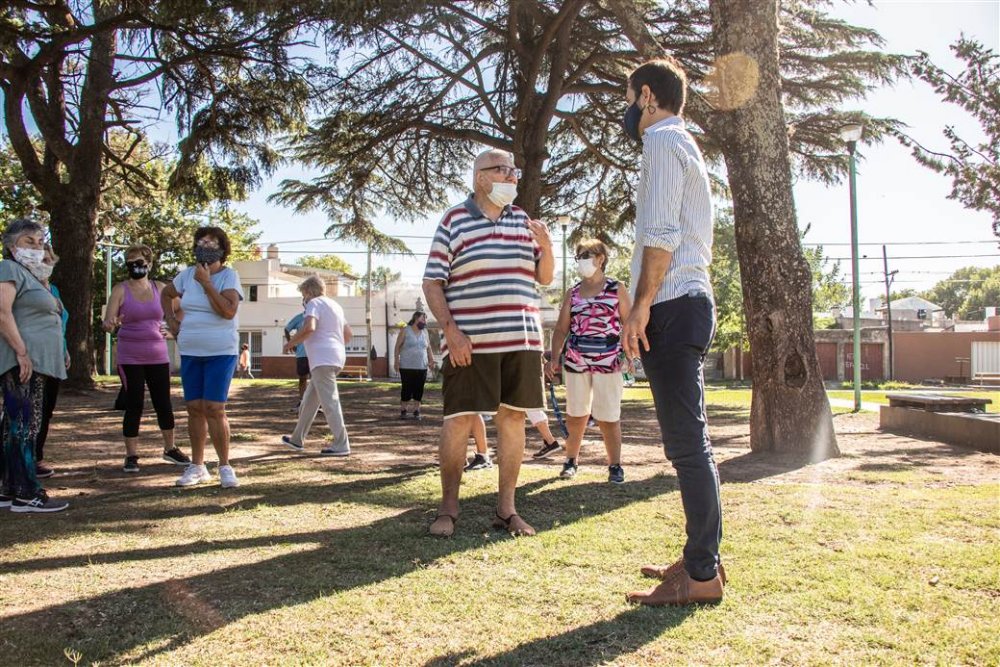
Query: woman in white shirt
281 276 352 456
160 226 244 489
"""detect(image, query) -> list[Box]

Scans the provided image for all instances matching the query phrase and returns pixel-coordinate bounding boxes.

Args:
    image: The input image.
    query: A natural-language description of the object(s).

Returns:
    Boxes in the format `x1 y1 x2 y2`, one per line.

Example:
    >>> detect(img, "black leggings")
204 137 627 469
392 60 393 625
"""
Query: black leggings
399 368 428 402
35 375 61 462
120 363 175 438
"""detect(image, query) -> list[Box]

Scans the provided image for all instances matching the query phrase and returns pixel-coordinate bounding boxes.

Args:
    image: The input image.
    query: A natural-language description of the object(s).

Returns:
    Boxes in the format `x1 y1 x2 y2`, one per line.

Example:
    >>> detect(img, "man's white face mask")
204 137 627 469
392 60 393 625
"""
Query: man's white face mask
486 182 517 208
576 257 598 278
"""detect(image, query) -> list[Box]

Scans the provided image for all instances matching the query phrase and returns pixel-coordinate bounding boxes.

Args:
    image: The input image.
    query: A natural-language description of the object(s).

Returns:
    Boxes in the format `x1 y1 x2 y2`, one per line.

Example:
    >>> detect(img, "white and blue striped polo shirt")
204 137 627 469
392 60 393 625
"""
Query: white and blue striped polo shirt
424 195 543 355
630 116 714 304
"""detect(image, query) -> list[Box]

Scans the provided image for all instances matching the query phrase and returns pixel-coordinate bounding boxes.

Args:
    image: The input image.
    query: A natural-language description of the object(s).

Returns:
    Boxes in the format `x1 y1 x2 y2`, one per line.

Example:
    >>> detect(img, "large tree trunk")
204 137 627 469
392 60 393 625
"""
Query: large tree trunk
606 0 838 458
707 0 838 457
49 196 100 387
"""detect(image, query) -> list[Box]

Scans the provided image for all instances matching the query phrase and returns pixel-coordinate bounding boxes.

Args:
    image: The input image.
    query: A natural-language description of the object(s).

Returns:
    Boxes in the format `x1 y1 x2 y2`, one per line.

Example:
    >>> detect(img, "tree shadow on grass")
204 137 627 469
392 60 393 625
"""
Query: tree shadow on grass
716 451 817 484
1 476 681 665
424 606 696 667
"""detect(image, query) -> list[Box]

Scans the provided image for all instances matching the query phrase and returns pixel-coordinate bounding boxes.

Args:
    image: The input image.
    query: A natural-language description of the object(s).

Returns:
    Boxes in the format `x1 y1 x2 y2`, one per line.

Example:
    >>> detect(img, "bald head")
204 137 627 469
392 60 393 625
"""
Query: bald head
472 149 514 189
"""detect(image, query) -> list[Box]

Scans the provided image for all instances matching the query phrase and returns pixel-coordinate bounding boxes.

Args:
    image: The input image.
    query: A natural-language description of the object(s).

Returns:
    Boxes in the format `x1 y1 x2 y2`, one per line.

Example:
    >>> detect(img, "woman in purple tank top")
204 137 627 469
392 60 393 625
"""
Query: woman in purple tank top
103 244 190 474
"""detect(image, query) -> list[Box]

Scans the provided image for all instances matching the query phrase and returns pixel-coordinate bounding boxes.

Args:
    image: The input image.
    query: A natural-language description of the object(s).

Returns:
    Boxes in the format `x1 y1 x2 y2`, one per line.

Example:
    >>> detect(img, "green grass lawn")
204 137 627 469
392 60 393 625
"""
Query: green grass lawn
2 382 997 665
3 466 996 665
826 389 1000 412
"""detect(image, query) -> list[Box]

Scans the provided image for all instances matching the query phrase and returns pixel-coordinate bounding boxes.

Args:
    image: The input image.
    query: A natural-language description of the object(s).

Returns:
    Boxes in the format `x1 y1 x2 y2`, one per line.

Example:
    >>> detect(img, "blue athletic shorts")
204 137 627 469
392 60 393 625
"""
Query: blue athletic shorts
180 355 238 403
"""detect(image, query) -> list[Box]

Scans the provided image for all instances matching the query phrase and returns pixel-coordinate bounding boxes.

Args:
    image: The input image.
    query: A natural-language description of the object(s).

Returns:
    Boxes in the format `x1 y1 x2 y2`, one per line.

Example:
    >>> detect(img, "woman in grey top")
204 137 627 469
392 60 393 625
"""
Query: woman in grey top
0 219 69 513
393 310 436 420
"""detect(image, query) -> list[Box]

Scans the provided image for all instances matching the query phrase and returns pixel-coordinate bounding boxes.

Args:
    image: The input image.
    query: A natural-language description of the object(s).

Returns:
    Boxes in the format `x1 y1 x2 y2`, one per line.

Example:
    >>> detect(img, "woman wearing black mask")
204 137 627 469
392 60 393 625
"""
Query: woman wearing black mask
393 310 436 420
160 227 244 489
103 244 189 474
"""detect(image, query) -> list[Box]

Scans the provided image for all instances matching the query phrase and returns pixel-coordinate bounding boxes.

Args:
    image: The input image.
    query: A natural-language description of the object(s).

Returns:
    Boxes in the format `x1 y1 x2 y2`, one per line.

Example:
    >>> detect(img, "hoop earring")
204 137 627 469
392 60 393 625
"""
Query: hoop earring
645 104 656 114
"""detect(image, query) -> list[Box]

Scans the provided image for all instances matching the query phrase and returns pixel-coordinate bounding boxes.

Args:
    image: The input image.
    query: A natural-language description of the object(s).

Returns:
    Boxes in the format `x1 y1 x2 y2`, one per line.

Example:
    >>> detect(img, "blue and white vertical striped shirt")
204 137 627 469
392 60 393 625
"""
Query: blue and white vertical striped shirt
629 116 714 304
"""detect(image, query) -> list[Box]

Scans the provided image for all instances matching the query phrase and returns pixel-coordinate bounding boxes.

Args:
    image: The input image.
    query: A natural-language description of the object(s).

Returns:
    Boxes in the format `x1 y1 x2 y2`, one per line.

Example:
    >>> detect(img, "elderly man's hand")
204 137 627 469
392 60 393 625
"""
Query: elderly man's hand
527 219 552 251
444 326 473 367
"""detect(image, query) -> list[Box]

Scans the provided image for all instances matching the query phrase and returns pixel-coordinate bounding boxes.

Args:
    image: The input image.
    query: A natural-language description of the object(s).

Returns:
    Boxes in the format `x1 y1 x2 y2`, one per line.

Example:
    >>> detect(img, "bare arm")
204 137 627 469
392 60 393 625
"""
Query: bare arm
622 247 673 359
423 278 473 367
547 292 572 376
425 331 435 368
161 282 182 337
0 282 32 382
394 326 405 368
284 317 317 350
527 219 555 285
342 322 353 345
102 283 126 331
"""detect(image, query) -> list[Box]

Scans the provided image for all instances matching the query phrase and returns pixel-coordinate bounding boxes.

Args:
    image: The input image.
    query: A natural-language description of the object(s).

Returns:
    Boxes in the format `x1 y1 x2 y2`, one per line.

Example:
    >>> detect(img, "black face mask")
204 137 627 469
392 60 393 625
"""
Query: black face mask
623 101 643 144
194 246 223 265
126 261 149 280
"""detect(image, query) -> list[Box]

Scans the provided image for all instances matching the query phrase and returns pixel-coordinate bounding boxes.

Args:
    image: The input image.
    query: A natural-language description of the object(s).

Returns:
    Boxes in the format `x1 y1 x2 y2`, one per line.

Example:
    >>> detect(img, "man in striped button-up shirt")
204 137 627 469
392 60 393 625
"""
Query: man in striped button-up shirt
423 148 554 538
620 58 725 606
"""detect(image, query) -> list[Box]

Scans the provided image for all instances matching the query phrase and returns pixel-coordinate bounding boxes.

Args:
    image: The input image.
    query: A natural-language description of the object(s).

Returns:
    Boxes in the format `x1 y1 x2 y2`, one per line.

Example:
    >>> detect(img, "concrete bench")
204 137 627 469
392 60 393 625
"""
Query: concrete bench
881 393 997 453
339 366 369 381
885 393 991 413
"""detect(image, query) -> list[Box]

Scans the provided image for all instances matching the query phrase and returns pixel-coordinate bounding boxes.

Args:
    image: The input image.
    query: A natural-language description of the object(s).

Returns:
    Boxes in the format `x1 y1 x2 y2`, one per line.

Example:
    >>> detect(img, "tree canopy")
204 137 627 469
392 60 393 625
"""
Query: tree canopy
922 265 1000 319
298 254 357 276
896 38 1000 240
276 0 905 239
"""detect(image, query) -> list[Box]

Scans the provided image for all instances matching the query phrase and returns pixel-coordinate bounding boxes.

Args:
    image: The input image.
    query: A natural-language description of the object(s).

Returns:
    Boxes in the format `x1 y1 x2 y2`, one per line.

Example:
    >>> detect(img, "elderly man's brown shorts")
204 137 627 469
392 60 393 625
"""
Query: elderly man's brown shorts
440 350 545 418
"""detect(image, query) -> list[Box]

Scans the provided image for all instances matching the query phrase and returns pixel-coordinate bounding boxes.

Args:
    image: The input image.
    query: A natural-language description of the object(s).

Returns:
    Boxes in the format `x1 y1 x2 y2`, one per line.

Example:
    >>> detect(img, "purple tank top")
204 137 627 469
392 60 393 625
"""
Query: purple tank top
116 282 169 365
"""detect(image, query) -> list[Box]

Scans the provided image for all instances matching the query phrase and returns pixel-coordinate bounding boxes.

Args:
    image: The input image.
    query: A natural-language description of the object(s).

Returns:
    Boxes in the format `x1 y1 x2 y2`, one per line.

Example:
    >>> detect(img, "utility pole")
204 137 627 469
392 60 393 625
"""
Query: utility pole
882 245 897 381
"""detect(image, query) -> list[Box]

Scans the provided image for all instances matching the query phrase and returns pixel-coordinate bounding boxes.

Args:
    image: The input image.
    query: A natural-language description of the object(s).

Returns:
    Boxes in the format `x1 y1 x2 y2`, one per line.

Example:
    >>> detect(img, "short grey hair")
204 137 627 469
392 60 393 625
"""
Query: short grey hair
2 218 46 258
298 275 326 298
472 148 514 188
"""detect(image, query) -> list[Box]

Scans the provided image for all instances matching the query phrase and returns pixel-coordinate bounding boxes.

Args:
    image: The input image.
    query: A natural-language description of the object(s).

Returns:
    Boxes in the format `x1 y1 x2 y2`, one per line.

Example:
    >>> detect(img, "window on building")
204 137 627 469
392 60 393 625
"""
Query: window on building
249 285 258 302
345 335 369 355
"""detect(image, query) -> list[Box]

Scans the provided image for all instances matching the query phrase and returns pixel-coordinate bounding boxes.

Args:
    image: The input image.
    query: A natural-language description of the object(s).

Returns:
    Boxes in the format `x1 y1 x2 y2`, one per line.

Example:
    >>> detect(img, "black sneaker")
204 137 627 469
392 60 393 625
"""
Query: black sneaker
533 440 561 459
162 448 191 465
412 411 422 421
123 455 140 473
464 453 492 471
559 460 578 479
11 489 69 513
608 464 625 485
399 411 408 420
35 464 54 479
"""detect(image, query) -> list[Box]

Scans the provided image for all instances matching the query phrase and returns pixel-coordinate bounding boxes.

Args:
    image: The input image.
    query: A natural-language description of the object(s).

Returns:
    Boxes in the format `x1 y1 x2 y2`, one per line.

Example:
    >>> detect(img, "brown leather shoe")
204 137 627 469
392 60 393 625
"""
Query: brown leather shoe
640 558 727 585
627 571 724 606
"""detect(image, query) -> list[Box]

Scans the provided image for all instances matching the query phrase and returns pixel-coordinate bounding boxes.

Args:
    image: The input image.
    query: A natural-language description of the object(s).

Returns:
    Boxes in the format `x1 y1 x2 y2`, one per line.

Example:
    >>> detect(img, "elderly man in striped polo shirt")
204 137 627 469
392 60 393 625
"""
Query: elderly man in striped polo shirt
620 58 725 606
423 148 554 538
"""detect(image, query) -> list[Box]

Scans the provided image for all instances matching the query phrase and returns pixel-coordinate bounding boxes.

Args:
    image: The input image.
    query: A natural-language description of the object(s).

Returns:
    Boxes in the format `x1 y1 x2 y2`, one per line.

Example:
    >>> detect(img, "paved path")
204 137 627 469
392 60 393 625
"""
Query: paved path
828 397 882 412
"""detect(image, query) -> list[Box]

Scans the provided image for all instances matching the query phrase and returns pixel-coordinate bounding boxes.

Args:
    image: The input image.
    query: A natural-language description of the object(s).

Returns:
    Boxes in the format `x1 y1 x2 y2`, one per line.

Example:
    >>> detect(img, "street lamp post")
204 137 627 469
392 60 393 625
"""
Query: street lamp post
840 123 864 412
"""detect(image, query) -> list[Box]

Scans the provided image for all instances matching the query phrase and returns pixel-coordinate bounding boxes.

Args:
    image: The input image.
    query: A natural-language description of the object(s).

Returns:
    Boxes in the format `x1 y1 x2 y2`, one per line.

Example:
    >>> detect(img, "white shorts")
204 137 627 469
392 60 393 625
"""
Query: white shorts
564 371 623 422
525 409 546 425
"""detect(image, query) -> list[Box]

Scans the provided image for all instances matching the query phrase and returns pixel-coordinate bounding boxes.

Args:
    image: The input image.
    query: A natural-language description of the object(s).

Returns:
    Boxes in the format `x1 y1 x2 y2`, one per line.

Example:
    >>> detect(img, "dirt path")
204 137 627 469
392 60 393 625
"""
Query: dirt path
36 381 998 504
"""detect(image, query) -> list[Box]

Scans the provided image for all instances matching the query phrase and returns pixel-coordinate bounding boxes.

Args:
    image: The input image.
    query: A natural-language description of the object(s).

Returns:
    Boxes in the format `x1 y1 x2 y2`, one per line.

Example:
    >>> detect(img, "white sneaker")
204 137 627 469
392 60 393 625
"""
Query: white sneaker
219 464 240 488
176 464 212 487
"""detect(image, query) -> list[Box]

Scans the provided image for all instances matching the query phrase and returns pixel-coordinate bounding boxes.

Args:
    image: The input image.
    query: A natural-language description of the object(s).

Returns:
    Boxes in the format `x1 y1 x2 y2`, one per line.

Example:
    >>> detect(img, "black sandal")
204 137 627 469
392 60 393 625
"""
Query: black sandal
492 511 536 536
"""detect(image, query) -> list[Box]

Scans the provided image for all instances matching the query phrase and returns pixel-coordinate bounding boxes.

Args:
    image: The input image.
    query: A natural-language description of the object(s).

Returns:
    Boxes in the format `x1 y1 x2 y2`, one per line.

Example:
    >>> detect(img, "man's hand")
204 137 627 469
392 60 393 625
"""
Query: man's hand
527 219 552 250
444 326 473 367
544 358 560 381
622 302 651 360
